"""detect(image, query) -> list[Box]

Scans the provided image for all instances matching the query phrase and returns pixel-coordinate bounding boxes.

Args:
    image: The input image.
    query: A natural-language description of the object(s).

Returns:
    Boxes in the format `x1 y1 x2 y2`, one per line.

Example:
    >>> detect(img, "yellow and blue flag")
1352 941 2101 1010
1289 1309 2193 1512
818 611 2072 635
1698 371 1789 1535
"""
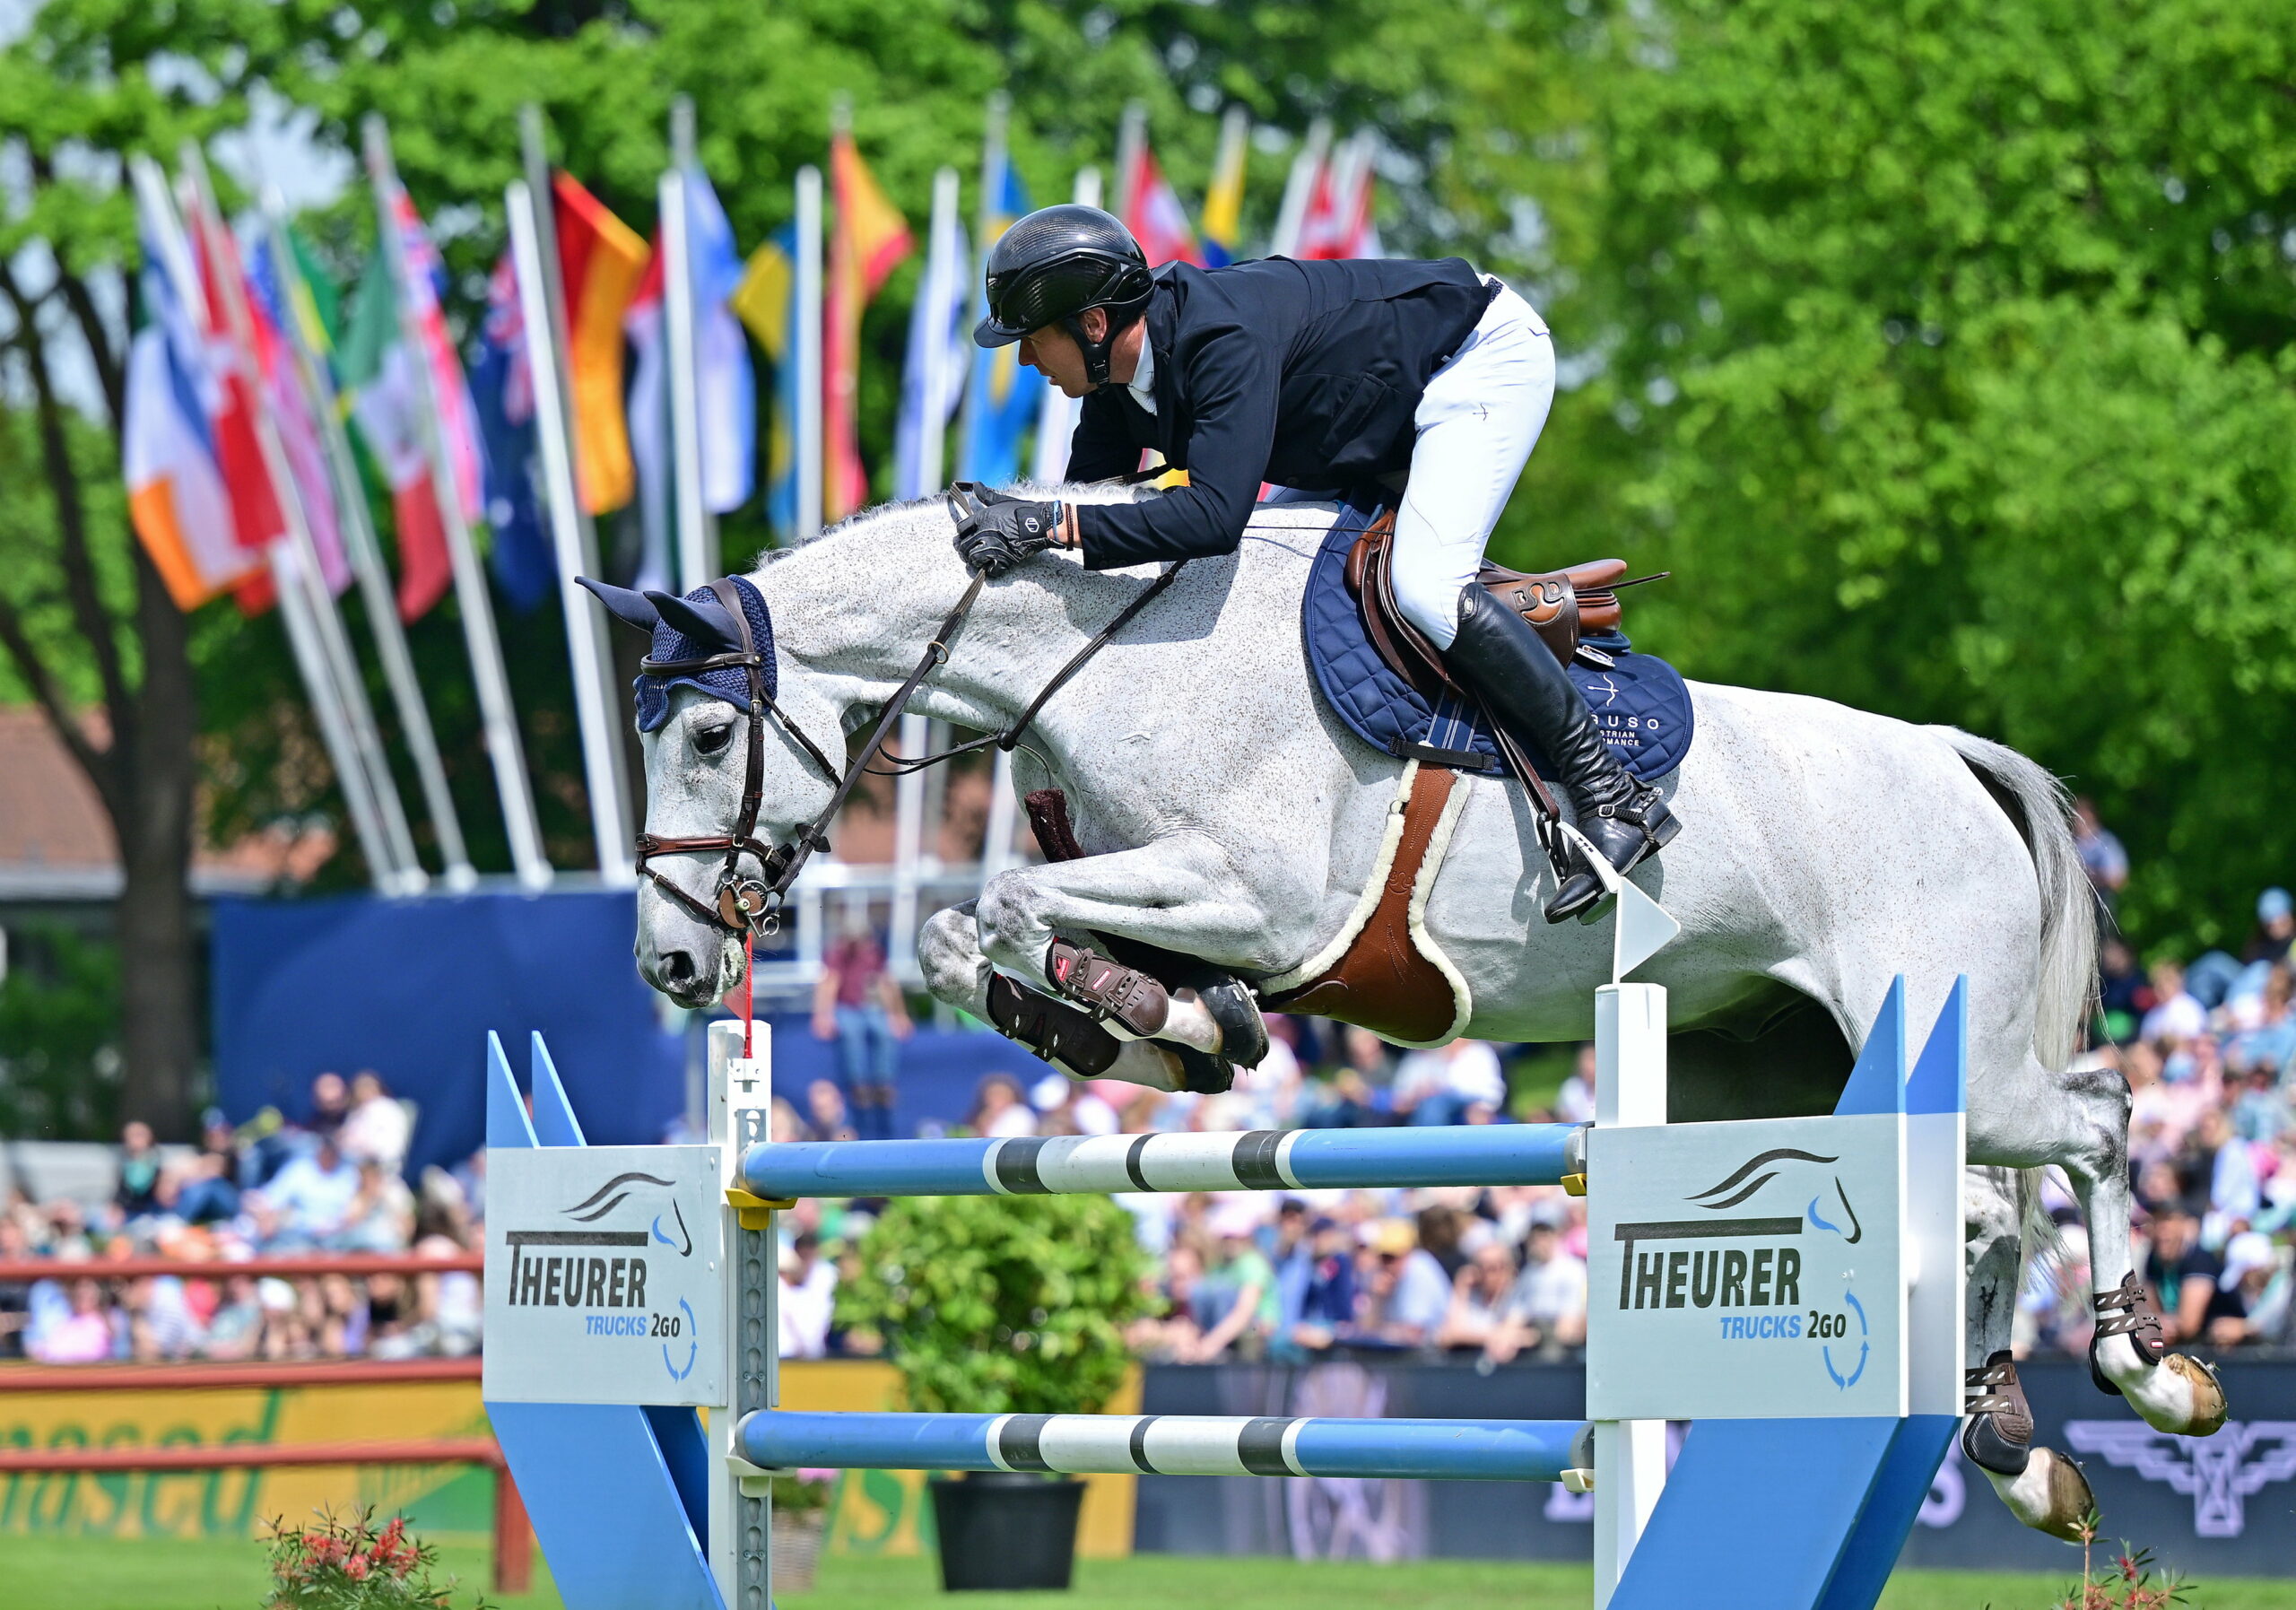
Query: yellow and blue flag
1202 109 1248 267
957 159 1045 485
733 225 799 539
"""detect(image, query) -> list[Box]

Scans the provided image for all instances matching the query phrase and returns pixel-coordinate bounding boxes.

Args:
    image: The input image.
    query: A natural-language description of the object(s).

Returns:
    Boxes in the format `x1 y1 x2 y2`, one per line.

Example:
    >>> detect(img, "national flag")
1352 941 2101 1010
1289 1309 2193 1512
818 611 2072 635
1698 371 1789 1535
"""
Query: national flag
124 235 256 609
732 226 800 541
247 237 352 595
339 257 453 622
1122 143 1201 267
957 157 1045 487
552 171 650 516
1297 133 1381 261
684 165 757 515
623 246 674 593
385 183 488 522
892 185 972 500
186 213 285 558
470 250 555 613
1201 109 1248 267
826 129 912 523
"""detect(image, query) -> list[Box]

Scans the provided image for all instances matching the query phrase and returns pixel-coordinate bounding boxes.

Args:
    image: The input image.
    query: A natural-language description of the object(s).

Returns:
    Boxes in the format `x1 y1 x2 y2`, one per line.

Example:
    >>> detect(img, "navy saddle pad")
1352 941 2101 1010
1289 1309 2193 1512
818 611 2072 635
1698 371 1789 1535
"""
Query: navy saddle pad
1300 516 1693 781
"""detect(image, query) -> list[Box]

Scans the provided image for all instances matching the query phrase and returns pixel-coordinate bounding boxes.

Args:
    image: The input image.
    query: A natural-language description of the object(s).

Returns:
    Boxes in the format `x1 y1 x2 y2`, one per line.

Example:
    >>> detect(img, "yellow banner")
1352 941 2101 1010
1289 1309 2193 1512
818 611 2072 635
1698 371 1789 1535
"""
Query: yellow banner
0 1362 1137 1556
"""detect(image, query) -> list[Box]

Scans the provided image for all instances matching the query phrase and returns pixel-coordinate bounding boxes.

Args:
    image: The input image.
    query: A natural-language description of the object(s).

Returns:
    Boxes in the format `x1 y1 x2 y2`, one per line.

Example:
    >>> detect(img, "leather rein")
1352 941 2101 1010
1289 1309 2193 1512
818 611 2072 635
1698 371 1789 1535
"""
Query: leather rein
632 484 1190 939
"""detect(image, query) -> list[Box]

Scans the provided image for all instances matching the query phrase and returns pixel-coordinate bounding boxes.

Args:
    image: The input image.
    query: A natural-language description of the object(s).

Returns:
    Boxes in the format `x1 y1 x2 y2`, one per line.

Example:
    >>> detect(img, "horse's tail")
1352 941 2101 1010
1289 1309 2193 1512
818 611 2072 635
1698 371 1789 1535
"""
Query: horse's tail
1935 727 2100 1073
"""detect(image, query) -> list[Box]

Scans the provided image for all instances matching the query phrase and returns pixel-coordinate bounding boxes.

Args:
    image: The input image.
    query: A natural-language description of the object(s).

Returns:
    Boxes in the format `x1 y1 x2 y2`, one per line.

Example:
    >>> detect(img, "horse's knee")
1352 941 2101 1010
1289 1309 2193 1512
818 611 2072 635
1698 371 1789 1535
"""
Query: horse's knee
918 904 989 1010
975 872 1051 970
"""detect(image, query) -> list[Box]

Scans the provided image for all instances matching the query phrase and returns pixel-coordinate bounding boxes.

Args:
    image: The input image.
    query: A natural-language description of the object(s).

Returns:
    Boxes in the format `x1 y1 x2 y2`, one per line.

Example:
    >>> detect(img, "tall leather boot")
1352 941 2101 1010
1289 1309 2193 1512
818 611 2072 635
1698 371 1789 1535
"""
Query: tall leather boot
1446 584 1679 923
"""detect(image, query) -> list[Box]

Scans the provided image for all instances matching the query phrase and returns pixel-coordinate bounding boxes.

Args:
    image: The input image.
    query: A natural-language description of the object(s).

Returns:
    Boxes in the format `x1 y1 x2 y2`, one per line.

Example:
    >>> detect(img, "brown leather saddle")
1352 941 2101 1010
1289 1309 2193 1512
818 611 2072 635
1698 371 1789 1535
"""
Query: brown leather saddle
1344 510 1641 704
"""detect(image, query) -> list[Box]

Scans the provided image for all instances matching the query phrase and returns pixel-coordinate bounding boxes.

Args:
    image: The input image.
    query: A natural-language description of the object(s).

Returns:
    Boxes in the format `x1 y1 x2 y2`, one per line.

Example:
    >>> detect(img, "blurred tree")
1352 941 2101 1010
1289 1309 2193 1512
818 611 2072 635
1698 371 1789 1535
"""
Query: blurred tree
1496 0 2296 950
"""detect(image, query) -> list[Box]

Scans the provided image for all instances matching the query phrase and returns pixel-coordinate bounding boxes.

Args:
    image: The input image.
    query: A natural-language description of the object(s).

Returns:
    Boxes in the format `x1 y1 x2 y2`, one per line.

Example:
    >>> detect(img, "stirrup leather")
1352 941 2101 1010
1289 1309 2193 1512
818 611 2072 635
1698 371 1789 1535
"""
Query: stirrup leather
2092 1271 2168 1364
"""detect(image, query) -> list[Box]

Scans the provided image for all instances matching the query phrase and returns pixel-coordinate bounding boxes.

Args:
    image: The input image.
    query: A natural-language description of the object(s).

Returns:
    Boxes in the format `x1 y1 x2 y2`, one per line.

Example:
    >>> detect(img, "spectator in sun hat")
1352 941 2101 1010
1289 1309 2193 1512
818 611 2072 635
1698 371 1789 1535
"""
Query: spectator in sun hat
2216 1230 2287 1345
2247 888 2295 968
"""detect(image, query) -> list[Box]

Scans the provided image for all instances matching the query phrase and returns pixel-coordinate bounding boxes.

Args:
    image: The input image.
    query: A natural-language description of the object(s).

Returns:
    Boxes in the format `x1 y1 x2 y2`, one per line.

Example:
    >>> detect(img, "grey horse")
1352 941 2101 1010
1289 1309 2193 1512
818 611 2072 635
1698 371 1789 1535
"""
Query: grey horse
618 486 2224 1537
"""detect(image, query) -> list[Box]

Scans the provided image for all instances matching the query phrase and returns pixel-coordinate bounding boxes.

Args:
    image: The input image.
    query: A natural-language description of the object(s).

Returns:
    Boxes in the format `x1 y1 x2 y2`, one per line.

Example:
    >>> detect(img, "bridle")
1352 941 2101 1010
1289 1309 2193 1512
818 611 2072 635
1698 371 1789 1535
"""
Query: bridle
633 484 1190 940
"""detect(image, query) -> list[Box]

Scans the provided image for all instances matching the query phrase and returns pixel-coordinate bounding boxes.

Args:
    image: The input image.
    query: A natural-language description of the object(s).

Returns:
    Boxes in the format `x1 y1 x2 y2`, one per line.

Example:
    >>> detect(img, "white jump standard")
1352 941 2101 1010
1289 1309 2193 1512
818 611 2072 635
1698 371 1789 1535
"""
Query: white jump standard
482 973 1973 1610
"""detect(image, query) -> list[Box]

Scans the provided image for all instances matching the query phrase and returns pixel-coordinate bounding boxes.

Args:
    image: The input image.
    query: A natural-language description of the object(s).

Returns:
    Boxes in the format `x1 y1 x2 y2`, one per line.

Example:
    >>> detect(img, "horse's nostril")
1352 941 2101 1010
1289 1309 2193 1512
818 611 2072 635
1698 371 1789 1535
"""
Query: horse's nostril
662 950 697 985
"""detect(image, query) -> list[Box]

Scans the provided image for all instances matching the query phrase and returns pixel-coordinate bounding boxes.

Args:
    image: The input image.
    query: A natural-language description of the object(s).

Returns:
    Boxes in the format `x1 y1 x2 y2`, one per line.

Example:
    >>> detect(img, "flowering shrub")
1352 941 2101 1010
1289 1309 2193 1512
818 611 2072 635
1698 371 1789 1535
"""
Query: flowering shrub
768 1468 839 1514
2053 1515 2190 1610
262 1509 484 1608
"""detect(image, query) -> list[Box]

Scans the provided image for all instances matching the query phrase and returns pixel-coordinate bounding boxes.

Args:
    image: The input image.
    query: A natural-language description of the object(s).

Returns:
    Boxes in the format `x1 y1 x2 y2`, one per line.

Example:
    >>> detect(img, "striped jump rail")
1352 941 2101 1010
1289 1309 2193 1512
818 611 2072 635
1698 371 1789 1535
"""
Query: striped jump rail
738 1411 1595 1487
741 1121 1586 1200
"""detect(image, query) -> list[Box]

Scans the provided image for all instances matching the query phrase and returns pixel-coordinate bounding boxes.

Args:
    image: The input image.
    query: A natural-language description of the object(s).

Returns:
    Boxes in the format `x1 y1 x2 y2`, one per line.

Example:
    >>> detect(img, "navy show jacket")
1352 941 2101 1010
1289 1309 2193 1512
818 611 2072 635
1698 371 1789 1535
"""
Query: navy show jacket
1066 256 1499 570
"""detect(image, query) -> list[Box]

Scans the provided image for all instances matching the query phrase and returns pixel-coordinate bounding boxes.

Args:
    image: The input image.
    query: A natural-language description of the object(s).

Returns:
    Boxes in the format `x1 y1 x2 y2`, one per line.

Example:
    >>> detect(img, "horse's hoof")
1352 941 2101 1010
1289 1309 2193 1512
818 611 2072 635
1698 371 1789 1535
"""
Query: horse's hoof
1172 1044 1237 1095
2161 1353 2229 1437
2102 1336 2231 1438
1981 1446 2095 1543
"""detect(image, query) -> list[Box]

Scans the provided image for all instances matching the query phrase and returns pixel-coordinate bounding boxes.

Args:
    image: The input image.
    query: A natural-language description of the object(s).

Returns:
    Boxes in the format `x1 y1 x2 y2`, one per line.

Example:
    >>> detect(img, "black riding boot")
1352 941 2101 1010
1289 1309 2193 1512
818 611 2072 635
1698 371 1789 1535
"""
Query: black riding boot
1446 584 1679 923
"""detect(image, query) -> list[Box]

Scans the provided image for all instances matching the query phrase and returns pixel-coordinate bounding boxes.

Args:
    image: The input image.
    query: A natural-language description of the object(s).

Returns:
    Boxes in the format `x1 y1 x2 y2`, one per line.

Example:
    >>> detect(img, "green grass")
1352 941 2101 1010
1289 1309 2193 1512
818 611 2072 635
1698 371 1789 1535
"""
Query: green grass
4 1536 2294 1610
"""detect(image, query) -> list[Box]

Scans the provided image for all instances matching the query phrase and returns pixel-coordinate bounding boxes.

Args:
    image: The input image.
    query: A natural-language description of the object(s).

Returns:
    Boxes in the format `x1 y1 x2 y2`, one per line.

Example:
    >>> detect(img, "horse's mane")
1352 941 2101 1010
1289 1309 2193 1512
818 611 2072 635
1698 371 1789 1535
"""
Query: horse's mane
766 481 1162 562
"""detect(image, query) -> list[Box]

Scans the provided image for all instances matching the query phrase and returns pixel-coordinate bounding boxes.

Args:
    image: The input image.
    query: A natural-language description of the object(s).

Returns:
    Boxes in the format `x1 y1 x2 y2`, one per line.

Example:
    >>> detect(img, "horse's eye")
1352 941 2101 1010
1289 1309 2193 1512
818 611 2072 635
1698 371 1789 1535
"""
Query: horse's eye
694 721 735 757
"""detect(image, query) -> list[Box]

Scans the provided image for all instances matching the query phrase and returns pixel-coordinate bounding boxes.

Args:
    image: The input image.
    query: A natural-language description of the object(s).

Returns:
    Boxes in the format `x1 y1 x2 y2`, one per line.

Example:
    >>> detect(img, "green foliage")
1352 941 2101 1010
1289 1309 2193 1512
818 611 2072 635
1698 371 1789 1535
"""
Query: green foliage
1497 0 2296 952
0 924 124 1141
7 0 2294 959
836 1191 1151 1416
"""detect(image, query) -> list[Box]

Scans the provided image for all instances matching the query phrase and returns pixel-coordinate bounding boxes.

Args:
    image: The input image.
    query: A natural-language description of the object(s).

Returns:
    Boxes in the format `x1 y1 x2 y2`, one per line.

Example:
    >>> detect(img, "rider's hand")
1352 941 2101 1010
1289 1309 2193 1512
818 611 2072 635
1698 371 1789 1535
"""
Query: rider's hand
955 499 1066 576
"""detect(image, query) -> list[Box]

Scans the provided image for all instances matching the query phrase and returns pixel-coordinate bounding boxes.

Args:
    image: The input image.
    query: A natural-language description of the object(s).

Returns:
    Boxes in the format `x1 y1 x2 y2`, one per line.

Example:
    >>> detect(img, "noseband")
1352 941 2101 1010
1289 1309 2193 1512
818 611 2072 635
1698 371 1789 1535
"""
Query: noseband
635 486 1192 941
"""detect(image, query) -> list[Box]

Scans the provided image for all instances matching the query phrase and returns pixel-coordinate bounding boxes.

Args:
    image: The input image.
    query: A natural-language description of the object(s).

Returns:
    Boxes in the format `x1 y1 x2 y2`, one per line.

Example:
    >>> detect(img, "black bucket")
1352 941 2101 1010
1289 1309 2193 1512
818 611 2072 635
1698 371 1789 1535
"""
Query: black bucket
928 1471 1086 1591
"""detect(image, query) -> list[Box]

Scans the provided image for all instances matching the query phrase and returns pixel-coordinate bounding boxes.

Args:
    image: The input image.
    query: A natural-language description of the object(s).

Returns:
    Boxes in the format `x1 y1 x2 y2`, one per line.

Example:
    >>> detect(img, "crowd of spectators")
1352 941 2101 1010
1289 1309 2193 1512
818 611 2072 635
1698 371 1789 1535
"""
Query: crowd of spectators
10 811 2292 1374
0 1070 482 1365
769 1021 1591 1367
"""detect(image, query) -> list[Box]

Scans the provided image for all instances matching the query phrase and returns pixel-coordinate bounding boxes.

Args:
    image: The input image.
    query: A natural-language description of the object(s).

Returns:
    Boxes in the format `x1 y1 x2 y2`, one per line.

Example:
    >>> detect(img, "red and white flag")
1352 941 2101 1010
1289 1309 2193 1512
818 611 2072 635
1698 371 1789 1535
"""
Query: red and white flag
1123 144 1202 267
1297 133 1382 261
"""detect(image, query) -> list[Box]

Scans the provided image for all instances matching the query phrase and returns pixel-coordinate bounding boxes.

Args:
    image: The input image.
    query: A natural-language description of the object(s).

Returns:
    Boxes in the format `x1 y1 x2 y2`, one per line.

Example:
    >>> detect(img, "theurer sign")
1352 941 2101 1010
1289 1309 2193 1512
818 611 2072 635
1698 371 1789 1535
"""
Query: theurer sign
483 1144 726 1405
1587 1113 1909 1421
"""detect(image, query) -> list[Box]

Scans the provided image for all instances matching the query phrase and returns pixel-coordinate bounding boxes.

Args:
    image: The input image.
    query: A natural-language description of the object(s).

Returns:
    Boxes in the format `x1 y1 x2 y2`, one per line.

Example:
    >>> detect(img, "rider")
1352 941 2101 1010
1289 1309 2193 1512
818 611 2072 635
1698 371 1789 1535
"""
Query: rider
956 205 1674 922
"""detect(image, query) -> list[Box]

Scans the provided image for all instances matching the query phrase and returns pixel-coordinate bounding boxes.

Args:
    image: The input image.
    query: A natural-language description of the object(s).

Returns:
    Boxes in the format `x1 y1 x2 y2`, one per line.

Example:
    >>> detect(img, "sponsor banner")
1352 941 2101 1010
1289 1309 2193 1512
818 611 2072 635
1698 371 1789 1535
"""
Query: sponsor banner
483 1145 724 1405
1588 1114 1908 1420
1132 1358 2296 1579
0 1378 493 1540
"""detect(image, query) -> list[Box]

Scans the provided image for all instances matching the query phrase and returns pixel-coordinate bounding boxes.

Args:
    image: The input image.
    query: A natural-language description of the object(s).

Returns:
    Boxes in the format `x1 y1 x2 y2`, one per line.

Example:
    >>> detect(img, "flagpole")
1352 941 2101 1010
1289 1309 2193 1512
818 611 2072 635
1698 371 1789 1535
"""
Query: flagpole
516 105 636 886
1271 118 1332 258
363 116 553 892
794 163 824 542
507 178 637 886
1113 102 1146 222
175 145 420 895
954 91 1007 485
664 96 713 596
259 196 478 892
917 166 961 492
1030 167 1100 485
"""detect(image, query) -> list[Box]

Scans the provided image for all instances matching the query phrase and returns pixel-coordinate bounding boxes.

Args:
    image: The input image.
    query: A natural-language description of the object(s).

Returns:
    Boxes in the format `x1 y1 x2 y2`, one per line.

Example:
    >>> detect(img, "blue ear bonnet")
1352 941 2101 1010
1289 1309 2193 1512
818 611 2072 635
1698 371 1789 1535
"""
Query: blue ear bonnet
635 576 777 734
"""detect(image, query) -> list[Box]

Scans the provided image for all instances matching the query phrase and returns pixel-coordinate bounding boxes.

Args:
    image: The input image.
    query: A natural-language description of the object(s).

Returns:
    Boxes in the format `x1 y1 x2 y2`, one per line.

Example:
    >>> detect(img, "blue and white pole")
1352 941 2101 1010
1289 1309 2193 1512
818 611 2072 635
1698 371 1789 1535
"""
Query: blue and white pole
743 1123 1583 1200
740 1411 1594 1484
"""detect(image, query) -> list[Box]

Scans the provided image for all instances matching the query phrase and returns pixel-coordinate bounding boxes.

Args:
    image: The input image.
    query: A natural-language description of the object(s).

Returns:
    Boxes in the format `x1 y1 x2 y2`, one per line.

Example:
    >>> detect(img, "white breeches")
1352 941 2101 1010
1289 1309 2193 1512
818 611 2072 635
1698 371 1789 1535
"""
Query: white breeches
1388 281 1556 651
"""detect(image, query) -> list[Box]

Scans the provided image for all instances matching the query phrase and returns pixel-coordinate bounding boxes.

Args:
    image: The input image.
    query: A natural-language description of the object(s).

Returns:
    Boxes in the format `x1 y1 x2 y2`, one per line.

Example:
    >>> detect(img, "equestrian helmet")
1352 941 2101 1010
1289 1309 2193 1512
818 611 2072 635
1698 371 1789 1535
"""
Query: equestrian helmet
974 204 1154 349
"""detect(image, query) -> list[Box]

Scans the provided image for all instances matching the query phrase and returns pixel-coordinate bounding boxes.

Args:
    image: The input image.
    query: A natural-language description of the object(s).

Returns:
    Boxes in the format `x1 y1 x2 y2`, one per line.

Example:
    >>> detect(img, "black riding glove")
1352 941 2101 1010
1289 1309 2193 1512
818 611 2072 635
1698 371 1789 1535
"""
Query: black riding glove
955 499 1065 577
